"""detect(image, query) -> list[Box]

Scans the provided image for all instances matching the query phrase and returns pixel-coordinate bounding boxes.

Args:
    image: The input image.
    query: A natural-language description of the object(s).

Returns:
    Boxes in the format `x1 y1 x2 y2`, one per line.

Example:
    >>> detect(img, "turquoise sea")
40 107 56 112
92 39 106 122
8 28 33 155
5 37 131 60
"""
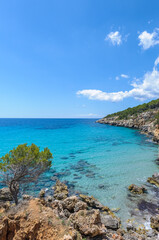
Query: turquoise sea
0 118 158 224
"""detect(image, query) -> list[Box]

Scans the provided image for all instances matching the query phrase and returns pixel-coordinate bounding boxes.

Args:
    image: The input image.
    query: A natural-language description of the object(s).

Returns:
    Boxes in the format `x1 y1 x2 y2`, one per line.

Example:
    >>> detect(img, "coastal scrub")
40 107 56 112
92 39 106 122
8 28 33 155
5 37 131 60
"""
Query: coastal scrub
0 143 53 204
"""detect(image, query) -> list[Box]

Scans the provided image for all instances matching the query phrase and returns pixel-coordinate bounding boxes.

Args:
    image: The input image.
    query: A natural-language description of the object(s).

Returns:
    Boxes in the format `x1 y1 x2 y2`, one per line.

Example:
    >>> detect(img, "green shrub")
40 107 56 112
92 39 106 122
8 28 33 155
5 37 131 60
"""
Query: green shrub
105 98 159 120
0 143 53 204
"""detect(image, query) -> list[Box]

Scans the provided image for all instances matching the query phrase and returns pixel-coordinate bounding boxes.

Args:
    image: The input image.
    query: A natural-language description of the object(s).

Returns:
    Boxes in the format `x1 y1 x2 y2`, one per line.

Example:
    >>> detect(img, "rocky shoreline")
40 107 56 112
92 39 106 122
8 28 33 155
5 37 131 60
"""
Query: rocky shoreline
96 109 159 144
0 179 159 239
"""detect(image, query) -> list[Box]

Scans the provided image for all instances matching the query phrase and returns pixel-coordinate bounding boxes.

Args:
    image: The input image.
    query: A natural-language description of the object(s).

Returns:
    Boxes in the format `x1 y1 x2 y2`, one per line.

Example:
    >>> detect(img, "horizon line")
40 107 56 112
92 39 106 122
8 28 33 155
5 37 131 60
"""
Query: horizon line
0 117 100 119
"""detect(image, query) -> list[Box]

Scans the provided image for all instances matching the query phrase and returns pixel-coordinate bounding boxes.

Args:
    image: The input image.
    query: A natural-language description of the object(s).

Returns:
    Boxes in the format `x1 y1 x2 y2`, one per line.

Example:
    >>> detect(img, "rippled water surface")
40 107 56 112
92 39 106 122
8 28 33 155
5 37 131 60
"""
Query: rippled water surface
0 118 158 223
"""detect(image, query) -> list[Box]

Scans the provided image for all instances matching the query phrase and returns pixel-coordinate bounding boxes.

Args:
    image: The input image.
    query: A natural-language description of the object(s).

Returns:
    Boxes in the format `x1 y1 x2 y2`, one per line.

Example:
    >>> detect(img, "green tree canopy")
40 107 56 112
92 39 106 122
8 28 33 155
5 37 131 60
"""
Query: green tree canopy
0 143 53 204
105 98 159 120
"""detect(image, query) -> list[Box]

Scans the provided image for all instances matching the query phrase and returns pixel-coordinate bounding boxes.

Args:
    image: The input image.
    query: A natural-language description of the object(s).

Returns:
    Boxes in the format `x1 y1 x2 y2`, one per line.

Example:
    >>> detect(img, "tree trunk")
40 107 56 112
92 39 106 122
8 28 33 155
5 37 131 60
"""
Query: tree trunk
9 180 19 205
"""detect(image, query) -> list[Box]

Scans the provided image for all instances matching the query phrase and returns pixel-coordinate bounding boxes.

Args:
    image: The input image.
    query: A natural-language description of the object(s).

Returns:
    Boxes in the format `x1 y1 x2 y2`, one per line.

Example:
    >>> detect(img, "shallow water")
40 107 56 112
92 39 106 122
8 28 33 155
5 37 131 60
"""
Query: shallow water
0 118 158 223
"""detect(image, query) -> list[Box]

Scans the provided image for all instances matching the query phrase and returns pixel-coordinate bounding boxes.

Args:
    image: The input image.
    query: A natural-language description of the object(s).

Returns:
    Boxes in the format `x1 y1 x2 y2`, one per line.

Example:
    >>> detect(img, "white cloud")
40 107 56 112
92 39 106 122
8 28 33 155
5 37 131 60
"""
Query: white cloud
138 28 159 50
121 74 129 79
105 31 122 46
77 57 159 102
115 76 119 80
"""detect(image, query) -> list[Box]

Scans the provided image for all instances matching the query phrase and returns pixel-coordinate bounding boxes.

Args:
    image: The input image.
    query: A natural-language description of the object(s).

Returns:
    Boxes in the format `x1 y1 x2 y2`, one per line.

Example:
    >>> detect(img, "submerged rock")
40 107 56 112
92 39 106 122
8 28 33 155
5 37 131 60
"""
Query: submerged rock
138 199 159 215
155 158 159 165
128 184 147 194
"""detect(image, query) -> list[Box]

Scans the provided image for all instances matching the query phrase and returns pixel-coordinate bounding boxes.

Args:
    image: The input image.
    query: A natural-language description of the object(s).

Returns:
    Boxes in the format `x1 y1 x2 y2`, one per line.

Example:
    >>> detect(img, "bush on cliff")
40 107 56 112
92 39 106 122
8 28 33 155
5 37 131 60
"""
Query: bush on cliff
105 98 159 120
0 143 53 204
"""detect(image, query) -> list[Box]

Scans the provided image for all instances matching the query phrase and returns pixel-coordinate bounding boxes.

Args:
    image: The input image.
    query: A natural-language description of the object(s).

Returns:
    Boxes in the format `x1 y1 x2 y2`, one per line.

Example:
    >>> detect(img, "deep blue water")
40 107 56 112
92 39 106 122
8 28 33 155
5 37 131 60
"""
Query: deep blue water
0 118 158 223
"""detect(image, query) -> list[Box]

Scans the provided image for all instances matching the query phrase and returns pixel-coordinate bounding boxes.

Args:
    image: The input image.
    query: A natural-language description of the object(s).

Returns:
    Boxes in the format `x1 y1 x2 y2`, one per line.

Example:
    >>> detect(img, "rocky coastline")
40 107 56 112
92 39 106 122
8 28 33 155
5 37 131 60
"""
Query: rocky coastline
0 179 159 240
0 105 159 239
96 108 159 144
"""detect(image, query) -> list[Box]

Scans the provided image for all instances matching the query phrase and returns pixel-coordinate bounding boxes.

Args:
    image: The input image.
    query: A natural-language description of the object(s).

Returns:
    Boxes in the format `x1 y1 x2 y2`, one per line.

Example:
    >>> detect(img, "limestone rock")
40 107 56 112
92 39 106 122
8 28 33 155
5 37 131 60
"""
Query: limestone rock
69 209 106 237
74 201 87 212
0 188 12 202
128 184 147 194
62 196 78 212
22 195 32 200
39 189 45 198
53 180 68 200
101 214 120 230
96 108 159 144
147 173 159 187
151 215 159 231
79 194 103 209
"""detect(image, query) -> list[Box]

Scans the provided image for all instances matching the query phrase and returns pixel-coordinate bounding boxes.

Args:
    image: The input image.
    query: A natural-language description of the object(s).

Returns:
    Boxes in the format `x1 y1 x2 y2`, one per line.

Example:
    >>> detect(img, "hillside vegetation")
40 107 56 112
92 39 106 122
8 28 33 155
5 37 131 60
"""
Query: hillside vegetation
156 111 159 125
105 98 159 120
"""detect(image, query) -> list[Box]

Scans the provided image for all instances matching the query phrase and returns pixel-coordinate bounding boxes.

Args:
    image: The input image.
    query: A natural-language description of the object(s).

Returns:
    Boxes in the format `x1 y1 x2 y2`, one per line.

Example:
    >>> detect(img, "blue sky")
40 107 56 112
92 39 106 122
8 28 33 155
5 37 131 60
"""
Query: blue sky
0 0 159 118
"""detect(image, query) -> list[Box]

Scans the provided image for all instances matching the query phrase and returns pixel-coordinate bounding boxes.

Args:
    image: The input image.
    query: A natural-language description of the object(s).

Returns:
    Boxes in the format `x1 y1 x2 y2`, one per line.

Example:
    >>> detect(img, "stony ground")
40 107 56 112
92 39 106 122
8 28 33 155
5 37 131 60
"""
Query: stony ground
0 180 159 240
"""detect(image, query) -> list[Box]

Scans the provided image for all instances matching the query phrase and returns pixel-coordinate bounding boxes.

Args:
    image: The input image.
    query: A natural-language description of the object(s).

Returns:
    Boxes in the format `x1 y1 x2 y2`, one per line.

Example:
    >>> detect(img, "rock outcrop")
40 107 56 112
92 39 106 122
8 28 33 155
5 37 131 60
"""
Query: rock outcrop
53 180 69 200
101 214 120 230
0 180 158 240
151 215 159 231
69 209 106 237
128 184 147 194
97 108 159 144
147 173 159 187
0 188 13 202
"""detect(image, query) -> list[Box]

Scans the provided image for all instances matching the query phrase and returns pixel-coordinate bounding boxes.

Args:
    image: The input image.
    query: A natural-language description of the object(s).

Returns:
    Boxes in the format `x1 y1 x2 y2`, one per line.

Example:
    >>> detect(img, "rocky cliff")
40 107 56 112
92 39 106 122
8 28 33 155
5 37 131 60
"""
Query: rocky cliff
97 101 159 144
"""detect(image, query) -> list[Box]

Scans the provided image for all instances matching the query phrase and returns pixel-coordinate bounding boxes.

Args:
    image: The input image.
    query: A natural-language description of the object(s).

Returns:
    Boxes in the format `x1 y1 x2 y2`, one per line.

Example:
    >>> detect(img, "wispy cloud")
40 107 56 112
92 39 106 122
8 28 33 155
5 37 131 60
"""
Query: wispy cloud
115 74 129 80
105 31 122 46
121 74 129 79
138 28 159 50
77 57 159 102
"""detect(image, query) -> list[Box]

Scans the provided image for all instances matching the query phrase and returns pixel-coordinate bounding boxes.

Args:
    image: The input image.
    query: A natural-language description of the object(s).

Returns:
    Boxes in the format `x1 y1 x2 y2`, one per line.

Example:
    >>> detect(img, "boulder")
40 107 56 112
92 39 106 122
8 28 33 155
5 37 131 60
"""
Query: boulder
79 194 103 209
69 209 106 237
100 214 120 230
51 200 66 219
53 180 68 200
128 184 147 194
0 188 12 201
147 173 159 187
79 194 115 217
74 201 87 212
46 195 53 202
62 196 78 212
22 195 32 201
39 189 45 198
151 215 159 231
126 222 136 232
62 196 87 213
